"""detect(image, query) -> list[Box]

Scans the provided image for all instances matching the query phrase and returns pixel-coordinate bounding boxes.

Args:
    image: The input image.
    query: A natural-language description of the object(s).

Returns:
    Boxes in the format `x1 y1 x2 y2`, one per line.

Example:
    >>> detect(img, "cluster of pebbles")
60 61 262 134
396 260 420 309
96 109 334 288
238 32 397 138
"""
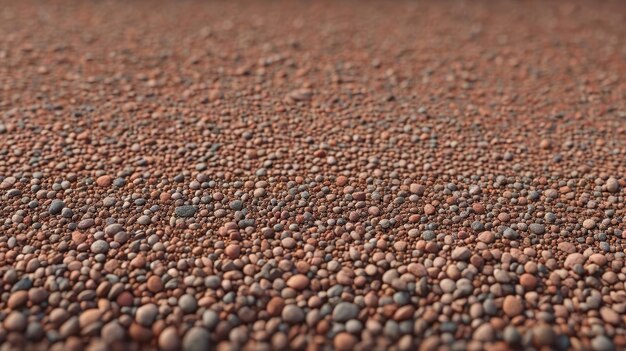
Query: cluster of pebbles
1 1 626 350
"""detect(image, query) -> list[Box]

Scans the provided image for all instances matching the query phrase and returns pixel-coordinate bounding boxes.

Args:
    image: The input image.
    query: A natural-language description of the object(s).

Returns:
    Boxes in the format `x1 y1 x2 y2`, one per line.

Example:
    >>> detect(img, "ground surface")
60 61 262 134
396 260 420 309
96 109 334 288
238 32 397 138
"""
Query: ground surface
1 1 626 350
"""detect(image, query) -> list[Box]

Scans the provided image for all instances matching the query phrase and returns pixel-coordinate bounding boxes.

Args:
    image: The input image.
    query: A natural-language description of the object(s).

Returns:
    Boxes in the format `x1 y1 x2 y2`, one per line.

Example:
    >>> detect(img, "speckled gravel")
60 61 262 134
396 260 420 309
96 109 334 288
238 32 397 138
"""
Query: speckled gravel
1 1 626 351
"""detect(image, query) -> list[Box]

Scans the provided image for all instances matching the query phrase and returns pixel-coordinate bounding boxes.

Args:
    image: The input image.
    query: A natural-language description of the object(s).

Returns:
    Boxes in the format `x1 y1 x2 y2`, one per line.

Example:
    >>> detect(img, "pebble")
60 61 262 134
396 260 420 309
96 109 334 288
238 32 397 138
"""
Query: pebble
529 223 545 235
520 273 538 290
473 323 494 342
334 332 358 351
147 276 164 293
175 205 197 217
332 302 360 322
502 296 523 317
203 310 219 329
477 231 495 244
532 324 556 347
8 291 28 308
606 178 619 193
564 253 585 269
179 294 198 313
282 305 305 323
136 304 158 326
96 175 113 187
90 240 109 254
3 312 27 331
287 274 310 290
451 247 471 261
583 219 596 229
592 335 615 351
599 307 620 325
224 244 240 258
182 327 211 351
49 199 65 215
159 326 181 351
503 326 521 345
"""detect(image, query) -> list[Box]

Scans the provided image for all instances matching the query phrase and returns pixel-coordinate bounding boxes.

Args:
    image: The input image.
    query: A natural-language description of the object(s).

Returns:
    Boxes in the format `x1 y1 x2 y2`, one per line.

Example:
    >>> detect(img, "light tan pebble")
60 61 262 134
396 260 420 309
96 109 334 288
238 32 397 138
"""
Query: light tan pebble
477 231 495 244
502 296 523 317
159 326 181 351
564 253 585 269
583 219 596 229
333 332 357 351
286 274 310 290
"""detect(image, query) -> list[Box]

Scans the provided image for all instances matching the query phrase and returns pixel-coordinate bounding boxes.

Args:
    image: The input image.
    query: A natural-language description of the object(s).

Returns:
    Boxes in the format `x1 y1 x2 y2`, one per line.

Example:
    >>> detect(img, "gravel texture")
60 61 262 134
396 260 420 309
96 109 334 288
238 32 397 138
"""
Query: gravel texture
1 1 626 350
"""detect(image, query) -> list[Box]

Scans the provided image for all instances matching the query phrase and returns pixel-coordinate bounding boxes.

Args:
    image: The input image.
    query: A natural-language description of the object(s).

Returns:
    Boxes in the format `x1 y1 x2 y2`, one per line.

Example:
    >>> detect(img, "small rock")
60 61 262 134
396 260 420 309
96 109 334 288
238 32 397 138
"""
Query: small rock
564 253 585 269
332 302 360 322
147 276 164 293
90 240 109 254
3 311 27 331
182 327 211 351
532 324 555 347
477 231 495 244
503 326 521 345
159 326 181 351
49 199 65 215
179 294 198 314
282 305 305 323
79 309 103 328
451 247 471 261
175 205 197 218
583 219 596 229
600 307 620 325
96 175 113 187
529 223 545 235
224 244 240 259
393 305 415 321
333 332 357 351
557 242 576 254
287 274 310 290
502 296 523 317
591 335 615 351
267 297 285 317
606 178 620 193
424 204 436 215
136 304 158 326
520 274 538 290
473 323 494 342
7 291 28 308
105 224 124 235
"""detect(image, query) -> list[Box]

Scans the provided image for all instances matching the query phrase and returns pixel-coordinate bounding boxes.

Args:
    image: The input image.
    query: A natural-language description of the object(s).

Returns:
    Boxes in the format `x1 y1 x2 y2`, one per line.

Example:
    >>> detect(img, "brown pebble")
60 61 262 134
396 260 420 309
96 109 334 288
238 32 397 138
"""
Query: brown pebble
333 332 357 351
336 176 348 187
520 274 538 290
147 276 164 293
502 296 523 317
96 175 113 187
267 297 285 317
286 274 310 290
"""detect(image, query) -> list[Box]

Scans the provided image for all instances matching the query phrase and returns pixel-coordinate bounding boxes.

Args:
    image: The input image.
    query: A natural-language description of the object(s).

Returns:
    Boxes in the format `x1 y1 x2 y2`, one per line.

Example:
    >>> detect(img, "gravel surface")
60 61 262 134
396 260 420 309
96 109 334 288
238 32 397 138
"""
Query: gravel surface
1 1 626 350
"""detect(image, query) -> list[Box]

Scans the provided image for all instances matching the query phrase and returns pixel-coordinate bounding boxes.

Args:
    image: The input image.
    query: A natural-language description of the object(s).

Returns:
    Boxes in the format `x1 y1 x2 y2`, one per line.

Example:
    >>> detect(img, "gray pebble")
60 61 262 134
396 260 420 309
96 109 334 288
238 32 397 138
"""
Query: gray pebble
332 302 360 322
49 200 65 215
282 305 305 323
529 223 545 235
136 303 158 326
202 310 219 330
229 200 243 210
90 240 109 254
591 335 615 351
175 205 197 218
179 294 198 314
182 327 211 351
105 224 124 235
